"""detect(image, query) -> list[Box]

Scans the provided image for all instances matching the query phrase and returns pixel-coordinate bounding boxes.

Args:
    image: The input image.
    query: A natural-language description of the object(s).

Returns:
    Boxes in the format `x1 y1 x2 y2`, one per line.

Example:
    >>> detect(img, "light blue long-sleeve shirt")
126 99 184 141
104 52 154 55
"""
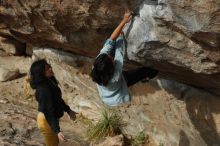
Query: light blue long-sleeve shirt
96 36 131 106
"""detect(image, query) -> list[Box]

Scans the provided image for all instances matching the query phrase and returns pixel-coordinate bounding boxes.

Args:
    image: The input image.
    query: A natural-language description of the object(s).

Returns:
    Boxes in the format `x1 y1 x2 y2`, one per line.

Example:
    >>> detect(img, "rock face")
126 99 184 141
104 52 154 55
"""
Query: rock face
0 67 20 82
32 48 220 146
0 53 220 145
0 0 137 57
0 35 26 55
0 0 220 95
0 25 26 55
124 0 220 95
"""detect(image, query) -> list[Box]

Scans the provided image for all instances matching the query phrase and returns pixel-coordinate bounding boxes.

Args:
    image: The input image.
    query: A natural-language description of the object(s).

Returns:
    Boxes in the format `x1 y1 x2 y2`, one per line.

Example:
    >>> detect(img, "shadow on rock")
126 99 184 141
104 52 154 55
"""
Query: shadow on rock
158 78 220 146
179 130 190 146
185 91 220 146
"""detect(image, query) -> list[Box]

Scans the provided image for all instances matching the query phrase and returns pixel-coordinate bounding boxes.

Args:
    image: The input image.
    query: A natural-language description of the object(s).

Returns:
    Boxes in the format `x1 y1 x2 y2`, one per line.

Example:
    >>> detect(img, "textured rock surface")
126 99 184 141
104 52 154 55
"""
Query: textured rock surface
1 0 220 95
0 53 220 145
0 35 25 55
123 0 220 95
31 48 220 146
0 67 20 82
0 0 137 56
95 135 124 146
0 56 89 146
0 25 26 55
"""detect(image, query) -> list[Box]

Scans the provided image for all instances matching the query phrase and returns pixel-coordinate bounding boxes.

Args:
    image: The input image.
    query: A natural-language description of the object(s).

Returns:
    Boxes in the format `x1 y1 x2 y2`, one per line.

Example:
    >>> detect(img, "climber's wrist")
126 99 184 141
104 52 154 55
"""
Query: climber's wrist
121 19 127 24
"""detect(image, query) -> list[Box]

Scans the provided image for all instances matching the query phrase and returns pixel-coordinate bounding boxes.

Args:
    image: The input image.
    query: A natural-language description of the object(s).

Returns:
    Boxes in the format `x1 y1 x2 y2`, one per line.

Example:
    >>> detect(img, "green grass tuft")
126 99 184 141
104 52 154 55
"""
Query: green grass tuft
131 131 148 146
86 107 123 141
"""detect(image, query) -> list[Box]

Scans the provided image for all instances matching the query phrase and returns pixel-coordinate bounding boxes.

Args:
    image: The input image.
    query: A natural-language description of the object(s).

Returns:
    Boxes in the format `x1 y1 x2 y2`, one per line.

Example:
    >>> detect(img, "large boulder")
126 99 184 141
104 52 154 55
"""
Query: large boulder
0 67 20 82
0 35 26 55
0 0 220 95
0 25 25 55
32 48 220 146
124 0 220 95
0 0 137 57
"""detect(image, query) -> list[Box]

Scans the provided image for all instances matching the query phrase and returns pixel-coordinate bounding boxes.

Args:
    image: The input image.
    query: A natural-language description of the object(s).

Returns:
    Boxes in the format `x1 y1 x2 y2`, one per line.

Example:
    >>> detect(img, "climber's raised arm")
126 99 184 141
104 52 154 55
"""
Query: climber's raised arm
110 11 132 41
91 10 158 107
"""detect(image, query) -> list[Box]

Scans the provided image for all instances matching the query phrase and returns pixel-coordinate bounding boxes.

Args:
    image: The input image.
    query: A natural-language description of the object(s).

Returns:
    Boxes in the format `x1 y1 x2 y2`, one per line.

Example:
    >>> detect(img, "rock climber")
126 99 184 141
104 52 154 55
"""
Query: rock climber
90 11 158 106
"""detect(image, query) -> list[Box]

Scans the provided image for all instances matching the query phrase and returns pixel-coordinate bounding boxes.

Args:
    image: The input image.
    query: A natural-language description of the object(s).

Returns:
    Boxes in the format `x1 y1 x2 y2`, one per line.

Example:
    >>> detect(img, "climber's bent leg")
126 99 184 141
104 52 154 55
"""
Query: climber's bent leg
123 67 158 87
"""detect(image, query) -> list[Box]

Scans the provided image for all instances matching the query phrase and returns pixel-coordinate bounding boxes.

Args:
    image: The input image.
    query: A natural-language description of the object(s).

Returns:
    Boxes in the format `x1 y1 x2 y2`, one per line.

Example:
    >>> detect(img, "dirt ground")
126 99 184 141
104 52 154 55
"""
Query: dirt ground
2 55 219 146
0 56 89 146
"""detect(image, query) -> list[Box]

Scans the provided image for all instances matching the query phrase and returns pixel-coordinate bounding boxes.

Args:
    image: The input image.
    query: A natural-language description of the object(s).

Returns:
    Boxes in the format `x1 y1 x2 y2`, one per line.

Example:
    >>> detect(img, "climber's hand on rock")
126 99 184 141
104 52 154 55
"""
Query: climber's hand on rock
110 10 131 40
122 11 132 23
68 110 78 121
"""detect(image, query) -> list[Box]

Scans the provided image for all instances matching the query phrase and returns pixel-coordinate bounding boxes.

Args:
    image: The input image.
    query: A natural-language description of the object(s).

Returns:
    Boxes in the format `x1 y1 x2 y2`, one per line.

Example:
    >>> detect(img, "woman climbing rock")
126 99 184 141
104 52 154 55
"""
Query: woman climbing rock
91 11 158 106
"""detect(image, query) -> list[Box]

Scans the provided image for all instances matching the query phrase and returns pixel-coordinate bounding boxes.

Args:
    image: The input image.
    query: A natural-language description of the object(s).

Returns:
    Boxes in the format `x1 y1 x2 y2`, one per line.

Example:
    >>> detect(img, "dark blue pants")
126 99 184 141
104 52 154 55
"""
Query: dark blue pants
123 67 158 87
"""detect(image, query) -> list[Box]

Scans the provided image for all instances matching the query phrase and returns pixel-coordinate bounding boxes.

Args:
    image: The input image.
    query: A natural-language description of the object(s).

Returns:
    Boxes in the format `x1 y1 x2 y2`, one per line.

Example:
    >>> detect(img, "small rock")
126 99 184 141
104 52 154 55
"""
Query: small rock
0 49 8 57
0 98 9 104
0 67 20 82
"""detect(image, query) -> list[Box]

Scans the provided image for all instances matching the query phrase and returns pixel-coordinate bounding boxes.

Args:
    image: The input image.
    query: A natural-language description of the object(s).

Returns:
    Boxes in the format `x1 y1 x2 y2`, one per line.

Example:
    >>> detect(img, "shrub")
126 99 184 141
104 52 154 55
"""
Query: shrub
86 107 123 141
131 131 148 146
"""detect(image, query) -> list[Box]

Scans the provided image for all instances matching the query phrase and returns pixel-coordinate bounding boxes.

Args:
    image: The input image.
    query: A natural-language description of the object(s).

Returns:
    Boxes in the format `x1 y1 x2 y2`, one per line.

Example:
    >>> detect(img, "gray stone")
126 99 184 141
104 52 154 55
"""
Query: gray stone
0 98 9 104
123 0 220 95
0 67 20 82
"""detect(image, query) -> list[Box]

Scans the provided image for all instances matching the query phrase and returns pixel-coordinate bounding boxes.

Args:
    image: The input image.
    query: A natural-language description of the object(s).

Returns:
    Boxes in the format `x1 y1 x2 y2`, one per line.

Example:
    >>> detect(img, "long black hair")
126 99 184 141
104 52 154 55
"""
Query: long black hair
90 54 114 86
30 59 58 89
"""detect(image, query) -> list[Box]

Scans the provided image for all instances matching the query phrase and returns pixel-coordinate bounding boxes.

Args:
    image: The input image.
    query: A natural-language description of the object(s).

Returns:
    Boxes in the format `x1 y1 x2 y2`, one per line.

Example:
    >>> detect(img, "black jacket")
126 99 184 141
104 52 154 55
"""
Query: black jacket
36 78 71 134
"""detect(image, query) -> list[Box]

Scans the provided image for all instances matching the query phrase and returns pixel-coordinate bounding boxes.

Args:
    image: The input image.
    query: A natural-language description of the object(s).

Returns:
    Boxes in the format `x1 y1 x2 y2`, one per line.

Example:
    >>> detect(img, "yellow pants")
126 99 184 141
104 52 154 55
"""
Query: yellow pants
37 112 59 146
